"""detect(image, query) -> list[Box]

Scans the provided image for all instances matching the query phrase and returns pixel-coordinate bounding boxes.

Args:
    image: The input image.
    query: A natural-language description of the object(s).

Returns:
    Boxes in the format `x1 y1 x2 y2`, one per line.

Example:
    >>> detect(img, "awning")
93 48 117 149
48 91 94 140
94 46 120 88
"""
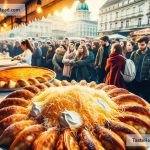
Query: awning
0 0 75 32
134 28 150 35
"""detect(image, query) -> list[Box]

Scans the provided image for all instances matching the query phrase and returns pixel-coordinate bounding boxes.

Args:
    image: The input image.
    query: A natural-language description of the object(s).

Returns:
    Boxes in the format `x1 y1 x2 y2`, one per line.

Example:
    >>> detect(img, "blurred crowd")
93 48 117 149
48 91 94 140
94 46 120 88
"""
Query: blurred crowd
0 36 150 101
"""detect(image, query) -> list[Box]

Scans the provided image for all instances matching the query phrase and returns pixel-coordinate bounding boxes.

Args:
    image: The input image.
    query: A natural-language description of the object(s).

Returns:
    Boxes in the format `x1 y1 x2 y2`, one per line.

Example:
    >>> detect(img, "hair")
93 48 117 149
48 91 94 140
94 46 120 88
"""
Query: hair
127 41 135 47
137 36 149 44
112 43 122 54
60 44 67 51
100 36 109 42
76 45 89 59
21 40 34 53
93 41 100 50
120 40 127 48
48 44 55 53
75 42 80 50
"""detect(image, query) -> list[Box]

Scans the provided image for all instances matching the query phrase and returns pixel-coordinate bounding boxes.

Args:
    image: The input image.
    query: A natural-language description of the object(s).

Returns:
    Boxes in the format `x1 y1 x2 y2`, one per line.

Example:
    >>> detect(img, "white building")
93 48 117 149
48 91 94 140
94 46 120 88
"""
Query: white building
67 1 98 38
98 0 150 36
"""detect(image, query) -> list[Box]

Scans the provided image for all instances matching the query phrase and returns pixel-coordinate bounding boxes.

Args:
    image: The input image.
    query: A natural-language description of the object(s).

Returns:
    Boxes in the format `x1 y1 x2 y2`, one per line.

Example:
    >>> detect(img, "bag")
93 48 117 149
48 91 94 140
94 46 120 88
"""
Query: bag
120 58 136 82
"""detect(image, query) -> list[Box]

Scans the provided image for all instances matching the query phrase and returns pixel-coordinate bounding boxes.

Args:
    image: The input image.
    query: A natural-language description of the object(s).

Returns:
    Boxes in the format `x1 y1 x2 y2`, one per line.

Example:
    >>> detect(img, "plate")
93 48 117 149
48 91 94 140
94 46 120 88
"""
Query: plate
0 66 56 92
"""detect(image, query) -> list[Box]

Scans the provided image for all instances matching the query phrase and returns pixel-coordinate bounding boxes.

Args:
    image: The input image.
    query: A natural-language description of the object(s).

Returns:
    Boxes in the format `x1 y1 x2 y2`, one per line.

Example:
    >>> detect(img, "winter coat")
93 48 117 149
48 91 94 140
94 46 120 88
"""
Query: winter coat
52 50 65 72
46 50 55 69
32 47 42 59
130 48 150 82
12 46 23 57
105 52 126 88
71 56 91 82
62 50 76 77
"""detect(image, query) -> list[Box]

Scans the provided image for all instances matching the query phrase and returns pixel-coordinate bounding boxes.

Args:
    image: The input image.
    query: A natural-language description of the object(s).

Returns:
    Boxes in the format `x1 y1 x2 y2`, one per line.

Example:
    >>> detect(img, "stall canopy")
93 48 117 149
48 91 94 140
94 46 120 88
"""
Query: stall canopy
134 28 150 35
0 0 75 32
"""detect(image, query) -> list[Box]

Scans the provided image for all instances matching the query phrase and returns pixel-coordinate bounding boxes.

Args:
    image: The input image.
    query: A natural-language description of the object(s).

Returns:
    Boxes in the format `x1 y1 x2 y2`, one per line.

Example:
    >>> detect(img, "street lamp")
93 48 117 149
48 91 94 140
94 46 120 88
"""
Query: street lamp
36 0 42 14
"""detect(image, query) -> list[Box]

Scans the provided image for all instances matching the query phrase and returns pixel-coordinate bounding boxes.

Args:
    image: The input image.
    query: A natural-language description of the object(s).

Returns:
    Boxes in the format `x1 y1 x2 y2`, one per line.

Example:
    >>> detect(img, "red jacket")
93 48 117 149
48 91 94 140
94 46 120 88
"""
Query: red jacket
105 52 126 88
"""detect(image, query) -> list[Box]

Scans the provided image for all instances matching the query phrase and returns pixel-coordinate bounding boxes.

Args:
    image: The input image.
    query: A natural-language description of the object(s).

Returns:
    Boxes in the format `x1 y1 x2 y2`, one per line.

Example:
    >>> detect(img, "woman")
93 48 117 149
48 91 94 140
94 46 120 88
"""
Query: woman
71 45 91 82
92 41 100 59
62 43 76 81
46 44 55 69
13 40 34 65
126 41 135 59
52 46 65 80
120 40 127 56
105 43 126 88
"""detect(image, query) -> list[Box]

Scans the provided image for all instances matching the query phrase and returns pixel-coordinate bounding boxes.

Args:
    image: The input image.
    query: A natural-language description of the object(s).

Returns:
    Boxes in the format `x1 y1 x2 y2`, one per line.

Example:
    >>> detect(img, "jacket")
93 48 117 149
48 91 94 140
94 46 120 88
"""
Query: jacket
62 50 76 77
71 56 91 82
130 48 150 81
105 52 126 88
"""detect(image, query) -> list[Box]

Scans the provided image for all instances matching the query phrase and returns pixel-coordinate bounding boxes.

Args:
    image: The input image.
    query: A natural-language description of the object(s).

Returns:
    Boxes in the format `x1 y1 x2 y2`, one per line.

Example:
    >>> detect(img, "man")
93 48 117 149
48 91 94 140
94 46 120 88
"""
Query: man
130 36 150 102
32 42 42 66
80 39 86 46
41 42 48 67
95 36 111 83
12 41 23 57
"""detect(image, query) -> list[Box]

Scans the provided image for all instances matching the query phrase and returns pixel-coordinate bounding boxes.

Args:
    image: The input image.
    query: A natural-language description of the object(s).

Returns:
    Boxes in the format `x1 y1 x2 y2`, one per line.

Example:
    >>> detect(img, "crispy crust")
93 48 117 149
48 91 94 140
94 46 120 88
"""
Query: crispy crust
112 94 150 108
78 128 105 150
61 80 71 86
116 113 150 134
17 79 30 87
0 114 28 135
94 124 125 150
56 129 80 150
24 86 41 94
35 84 47 91
0 120 37 146
107 88 130 98
101 85 117 92
42 74 53 80
95 83 107 90
118 105 150 118
104 120 147 149
33 128 59 150
88 81 97 88
9 125 45 150
0 106 29 121
35 76 48 83
6 89 35 100
28 78 39 85
0 98 30 109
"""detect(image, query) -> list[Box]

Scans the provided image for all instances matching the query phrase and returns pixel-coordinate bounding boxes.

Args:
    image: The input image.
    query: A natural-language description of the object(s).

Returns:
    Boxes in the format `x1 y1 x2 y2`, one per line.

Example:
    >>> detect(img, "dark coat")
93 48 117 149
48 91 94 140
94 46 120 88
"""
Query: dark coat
12 46 22 57
105 52 126 88
71 56 91 82
130 48 150 81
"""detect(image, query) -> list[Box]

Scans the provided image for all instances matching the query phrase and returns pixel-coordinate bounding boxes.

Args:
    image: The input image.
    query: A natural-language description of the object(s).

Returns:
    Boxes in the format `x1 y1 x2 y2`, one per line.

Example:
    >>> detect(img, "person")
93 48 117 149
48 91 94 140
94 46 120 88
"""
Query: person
80 39 86 46
148 40 150 48
52 46 65 80
64 38 70 48
13 40 34 65
130 36 150 101
120 40 127 56
95 36 111 83
62 43 76 81
32 42 42 66
126 41 135 59
105 43 126 88
86 43 96 82
71 45 91 82
46 44 55 69
92 41 100 59
41 42 48 67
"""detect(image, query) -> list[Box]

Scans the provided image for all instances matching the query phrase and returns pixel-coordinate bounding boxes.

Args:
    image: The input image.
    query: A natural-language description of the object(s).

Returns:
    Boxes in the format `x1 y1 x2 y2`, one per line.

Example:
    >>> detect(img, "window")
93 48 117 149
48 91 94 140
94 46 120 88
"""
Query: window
105 23 107 30
115 22 118 28
121 21 124 28
138 18 142 26
126 20 129 27
116 12 119 18
139 5 143 12
110 23 112 29
148 16 150 24
133 7 135 13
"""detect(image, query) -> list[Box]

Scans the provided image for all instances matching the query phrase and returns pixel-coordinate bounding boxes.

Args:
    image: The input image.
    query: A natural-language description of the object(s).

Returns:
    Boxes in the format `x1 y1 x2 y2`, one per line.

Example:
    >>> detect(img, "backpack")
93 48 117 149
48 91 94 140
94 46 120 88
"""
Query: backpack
120 58 136 82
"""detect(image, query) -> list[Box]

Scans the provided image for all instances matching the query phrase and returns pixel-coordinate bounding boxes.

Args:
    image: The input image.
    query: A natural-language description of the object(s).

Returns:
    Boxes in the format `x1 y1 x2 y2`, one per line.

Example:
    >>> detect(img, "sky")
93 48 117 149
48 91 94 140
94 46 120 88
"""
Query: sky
55 0 107 21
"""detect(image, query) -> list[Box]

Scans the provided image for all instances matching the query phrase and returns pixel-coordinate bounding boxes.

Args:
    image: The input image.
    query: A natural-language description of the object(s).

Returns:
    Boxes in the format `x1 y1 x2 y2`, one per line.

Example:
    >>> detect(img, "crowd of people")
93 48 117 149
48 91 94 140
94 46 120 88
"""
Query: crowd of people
0 36 150 102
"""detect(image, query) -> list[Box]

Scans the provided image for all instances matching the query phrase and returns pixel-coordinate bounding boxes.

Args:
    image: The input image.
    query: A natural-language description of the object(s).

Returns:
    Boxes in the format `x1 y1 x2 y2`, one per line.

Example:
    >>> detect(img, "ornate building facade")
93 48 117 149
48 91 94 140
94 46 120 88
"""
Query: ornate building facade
98 0 150 36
